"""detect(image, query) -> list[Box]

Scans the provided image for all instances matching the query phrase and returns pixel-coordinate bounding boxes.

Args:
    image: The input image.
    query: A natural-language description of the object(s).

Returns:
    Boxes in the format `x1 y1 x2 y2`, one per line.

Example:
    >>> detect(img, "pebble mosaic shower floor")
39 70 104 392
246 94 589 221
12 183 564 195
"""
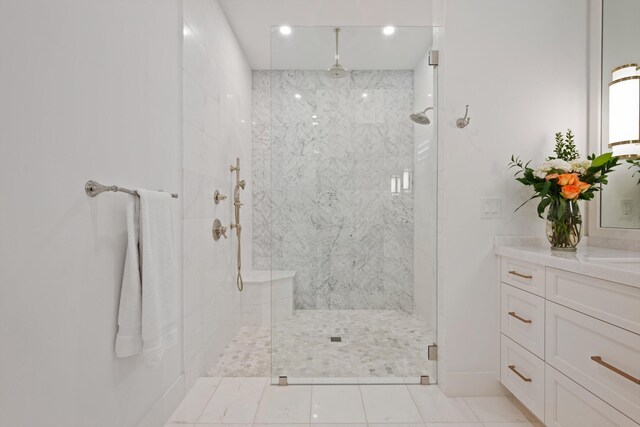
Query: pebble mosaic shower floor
208 310 435 383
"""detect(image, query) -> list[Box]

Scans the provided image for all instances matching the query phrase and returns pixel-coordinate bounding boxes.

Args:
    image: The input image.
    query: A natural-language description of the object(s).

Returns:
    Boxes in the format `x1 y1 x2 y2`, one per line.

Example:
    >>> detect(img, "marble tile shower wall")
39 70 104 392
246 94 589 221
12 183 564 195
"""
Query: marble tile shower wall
252 70 415 310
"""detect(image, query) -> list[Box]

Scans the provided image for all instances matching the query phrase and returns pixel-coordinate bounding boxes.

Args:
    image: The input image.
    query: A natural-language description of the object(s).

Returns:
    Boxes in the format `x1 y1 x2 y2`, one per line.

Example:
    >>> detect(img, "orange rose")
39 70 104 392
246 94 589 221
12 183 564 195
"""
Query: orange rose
557 173 578 186
577 181 590 193
561 184 581 200
545 173 559 181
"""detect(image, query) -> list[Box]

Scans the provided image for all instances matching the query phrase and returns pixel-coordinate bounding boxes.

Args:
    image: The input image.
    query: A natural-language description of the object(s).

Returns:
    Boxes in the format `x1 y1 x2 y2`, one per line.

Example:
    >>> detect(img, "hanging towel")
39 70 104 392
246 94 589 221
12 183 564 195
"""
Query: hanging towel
115 189 179 367
115 197 143 357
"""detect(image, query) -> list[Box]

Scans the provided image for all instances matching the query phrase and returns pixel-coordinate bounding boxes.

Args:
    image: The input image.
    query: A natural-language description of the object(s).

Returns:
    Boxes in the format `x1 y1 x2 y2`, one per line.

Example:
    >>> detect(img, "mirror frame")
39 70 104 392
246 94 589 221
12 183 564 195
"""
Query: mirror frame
587 0 640 240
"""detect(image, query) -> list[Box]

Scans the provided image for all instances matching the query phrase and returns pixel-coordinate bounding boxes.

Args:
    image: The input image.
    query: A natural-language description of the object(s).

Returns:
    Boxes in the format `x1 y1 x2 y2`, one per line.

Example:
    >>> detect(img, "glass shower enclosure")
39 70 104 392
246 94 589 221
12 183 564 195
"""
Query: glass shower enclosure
255 26 439 385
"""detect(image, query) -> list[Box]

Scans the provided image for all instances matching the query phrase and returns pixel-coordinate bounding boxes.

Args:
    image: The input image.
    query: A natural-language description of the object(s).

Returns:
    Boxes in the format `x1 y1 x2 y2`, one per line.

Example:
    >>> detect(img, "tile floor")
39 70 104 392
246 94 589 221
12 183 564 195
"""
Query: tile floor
208 310 435 381
167 377 540 427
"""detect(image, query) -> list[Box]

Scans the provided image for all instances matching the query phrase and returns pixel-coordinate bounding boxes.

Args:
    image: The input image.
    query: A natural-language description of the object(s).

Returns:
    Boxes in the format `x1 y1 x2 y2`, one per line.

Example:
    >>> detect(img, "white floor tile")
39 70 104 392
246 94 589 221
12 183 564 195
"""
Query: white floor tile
483 423 535 427
253 384 312 424
165 424 194 427
312 424 366 427
310 385 367 424
194 424 251 426
424 423 482 427
463 396 529 422
197 377 267 424
407 385 479 423
253 424 308 427
368 424 425 427
168 377 221 423
360 385 423 423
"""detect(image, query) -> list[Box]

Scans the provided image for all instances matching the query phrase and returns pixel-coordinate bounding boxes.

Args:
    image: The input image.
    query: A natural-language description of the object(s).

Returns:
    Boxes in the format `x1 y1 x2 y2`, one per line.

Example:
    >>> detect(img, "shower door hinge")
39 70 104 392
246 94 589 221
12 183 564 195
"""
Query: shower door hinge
429 50 439 66
278 376 288 386
428 343 438 361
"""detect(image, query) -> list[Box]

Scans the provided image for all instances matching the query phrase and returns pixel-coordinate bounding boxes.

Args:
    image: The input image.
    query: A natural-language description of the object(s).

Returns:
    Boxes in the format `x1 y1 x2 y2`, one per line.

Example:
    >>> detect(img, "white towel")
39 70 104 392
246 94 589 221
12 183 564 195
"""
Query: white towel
115 189 179 367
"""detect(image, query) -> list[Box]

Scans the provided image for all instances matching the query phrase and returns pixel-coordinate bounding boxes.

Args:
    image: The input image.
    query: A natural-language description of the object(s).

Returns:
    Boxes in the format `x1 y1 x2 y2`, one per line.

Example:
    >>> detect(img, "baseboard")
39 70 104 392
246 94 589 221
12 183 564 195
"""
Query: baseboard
137 374 185 427
439 371 506 396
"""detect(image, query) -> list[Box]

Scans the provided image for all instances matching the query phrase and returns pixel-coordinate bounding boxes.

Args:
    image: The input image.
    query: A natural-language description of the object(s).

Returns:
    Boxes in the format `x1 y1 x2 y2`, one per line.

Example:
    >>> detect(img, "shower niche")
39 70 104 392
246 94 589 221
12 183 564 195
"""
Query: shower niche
251 26 440 385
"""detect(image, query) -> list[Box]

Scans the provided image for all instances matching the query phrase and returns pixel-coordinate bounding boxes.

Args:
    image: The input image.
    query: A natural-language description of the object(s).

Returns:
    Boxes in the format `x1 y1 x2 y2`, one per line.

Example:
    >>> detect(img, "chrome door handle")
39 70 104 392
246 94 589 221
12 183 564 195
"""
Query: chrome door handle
508 365 532 382
508 311 532 324
591 356 640 385
509 270 533 279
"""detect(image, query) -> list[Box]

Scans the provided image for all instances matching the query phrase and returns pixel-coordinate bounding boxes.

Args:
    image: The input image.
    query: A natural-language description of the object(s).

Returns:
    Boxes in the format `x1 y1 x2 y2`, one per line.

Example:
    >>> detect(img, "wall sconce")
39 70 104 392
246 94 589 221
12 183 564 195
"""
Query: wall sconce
609 64 640 159
390 175 401 194
402 169 412 193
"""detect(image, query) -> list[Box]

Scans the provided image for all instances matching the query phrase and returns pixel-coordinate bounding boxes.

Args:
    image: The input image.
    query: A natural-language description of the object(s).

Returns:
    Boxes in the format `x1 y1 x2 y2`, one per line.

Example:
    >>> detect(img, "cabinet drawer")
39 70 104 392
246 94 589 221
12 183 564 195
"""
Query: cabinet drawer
546 302 640 423
501 257 545 297
546 365 638 427
501 283 545 358
546 268 640 334
501 334 545 422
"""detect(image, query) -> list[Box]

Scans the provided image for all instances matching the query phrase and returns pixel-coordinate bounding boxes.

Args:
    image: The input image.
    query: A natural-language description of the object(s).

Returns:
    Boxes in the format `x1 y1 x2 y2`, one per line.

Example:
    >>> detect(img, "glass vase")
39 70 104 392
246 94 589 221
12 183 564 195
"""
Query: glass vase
546 199 582 251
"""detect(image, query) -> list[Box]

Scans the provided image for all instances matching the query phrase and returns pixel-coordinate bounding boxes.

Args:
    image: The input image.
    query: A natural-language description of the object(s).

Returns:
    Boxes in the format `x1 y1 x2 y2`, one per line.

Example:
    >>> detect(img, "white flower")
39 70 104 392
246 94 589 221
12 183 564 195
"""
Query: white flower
570 158 592 175
533 159 571 179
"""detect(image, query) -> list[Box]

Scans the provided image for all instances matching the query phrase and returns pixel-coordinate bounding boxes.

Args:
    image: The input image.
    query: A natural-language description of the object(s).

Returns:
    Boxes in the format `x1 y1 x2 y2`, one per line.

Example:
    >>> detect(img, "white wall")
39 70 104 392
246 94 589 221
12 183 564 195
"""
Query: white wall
436 0 589 395
0 0 184 426
181 0 253 389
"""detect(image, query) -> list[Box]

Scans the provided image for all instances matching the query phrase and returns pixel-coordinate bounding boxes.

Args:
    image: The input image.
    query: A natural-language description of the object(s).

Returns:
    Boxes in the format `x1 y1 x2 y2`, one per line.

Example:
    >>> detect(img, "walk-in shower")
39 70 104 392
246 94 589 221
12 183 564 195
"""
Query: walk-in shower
247 25 440 385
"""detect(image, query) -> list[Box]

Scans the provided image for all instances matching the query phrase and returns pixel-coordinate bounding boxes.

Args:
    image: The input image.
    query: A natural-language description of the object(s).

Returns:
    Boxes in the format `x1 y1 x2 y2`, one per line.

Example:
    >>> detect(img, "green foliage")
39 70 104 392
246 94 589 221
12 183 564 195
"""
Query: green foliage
548 129 579 161
509 147 620 219
628 159 640 185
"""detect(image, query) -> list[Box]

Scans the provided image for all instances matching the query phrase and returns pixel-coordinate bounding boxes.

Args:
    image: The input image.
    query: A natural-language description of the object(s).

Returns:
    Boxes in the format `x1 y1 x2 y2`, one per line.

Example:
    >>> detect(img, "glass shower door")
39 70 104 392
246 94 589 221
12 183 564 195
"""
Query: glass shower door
260 25 439 385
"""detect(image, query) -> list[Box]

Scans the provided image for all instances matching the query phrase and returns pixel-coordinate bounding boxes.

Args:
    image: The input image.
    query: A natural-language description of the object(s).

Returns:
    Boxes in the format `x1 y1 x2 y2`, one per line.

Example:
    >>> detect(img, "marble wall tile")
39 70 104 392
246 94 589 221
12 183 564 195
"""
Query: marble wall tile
252 70 414 310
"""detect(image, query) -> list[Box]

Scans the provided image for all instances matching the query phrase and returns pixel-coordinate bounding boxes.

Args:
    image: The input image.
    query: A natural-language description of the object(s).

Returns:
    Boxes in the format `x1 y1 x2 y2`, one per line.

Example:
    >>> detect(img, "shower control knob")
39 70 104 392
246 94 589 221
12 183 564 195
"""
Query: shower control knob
214 190 227 204
212 218 227 241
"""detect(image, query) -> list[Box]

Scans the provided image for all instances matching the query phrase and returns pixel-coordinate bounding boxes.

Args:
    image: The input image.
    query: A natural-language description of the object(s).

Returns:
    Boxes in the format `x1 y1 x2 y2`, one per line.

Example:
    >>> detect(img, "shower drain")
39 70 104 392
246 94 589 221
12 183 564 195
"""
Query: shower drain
330 336 342 342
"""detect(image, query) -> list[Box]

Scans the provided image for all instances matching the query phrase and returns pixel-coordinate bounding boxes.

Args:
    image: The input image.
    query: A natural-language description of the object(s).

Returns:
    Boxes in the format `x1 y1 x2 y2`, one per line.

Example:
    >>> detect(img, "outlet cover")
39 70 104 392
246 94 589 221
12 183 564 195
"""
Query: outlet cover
621 199 633 217
480 198 502 218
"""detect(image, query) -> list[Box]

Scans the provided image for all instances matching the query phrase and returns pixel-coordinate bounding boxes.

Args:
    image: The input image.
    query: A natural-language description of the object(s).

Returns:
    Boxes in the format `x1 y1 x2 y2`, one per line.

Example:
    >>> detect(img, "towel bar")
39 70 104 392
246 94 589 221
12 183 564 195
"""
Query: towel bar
85 180 179 199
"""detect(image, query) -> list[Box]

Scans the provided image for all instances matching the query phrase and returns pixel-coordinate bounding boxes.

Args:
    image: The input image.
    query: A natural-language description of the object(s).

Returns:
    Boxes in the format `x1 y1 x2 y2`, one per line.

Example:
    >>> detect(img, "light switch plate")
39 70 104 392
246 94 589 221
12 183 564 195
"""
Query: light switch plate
480 198 502 218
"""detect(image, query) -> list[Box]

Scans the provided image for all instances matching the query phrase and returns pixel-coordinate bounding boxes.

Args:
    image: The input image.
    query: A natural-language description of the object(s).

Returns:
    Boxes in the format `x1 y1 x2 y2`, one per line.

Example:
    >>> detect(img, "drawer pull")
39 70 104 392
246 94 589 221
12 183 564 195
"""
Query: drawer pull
508 270 533 279
508 365 532 382
508 311 532 324
591 356 640 385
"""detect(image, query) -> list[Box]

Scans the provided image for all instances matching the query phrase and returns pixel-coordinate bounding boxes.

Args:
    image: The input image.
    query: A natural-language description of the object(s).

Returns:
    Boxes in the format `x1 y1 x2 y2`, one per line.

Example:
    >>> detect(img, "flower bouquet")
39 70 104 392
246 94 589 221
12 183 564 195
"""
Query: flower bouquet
509 130 619 251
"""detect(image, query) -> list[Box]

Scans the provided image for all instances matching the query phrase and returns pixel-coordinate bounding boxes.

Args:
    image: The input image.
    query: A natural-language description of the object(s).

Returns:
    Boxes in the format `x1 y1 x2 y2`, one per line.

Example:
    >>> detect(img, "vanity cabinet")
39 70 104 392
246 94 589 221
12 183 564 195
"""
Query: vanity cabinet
497 255 640 426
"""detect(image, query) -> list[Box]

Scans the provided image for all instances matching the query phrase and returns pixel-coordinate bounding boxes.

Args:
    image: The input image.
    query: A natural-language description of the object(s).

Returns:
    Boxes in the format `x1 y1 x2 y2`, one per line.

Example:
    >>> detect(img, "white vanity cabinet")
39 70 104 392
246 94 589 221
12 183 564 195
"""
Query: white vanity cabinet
495 240 640 426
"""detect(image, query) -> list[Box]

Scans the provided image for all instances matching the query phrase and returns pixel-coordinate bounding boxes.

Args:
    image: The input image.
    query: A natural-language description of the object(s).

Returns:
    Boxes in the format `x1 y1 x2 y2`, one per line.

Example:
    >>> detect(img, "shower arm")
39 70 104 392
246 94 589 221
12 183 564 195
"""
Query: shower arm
334 27 340 66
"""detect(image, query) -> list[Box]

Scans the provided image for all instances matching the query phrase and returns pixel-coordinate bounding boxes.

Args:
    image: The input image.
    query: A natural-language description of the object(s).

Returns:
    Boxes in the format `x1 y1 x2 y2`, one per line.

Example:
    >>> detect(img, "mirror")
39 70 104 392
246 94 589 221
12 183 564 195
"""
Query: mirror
600 0 640 229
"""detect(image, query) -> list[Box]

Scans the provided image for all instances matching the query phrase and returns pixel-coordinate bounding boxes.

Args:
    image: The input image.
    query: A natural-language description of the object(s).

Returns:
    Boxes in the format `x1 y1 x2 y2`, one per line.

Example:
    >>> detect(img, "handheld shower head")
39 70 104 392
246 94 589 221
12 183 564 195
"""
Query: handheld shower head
410 107 433 125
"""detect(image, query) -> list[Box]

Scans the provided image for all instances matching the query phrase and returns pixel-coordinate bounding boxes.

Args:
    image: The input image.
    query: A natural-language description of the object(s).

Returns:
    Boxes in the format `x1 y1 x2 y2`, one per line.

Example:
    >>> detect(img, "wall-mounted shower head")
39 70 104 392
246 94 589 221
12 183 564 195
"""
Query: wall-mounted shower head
327 27 348 79
410 107 433 125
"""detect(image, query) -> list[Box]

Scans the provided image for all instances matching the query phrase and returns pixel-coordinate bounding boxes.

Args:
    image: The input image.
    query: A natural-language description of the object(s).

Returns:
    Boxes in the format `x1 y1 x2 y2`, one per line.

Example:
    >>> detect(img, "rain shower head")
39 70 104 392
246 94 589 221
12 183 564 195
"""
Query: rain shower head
327 27 348 79
410 107 433 125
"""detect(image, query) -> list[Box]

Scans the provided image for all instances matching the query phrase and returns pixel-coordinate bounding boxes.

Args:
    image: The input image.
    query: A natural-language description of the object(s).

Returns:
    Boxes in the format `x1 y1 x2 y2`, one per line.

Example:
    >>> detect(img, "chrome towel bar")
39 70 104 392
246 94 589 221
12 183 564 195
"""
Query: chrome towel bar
85 180 178 199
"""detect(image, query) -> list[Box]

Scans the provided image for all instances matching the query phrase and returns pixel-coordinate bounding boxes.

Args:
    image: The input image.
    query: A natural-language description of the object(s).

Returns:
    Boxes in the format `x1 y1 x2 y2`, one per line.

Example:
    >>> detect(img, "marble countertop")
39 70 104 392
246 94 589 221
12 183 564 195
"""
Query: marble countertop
495 236 640 288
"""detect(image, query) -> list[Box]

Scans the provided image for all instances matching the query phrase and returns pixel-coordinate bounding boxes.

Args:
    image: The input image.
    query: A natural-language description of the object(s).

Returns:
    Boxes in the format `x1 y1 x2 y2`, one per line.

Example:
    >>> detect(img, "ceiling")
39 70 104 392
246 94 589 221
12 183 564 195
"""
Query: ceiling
218 0 434 70
270 26 433 71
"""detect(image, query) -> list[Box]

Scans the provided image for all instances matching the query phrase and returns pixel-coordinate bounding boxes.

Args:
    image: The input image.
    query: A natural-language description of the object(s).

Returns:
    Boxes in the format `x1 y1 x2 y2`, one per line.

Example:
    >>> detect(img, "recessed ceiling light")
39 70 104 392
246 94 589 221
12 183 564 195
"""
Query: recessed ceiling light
362 93 368 98
294 93 302 99
311 115 318 119
383 26 396 36
279 26 292 36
